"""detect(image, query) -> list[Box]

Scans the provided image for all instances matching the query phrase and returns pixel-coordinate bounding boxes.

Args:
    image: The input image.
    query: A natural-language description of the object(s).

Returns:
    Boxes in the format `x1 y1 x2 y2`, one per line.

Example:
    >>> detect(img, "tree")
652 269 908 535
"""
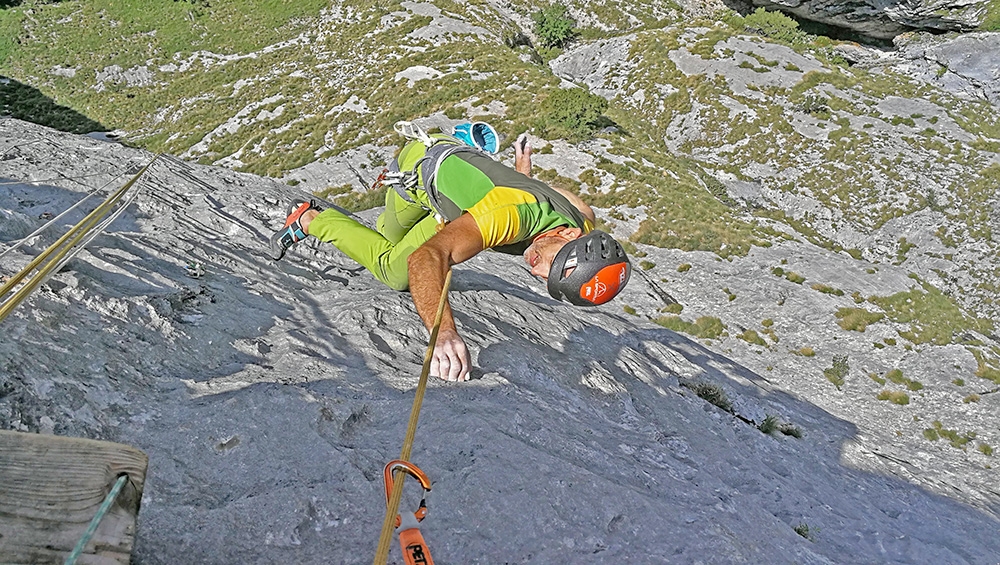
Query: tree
532 4 575 48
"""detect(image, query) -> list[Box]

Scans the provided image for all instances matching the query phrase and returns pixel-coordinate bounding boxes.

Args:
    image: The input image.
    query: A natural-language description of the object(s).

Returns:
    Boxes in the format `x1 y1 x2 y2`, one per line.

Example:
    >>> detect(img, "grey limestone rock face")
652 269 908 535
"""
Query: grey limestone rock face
4 118 1000 564
891 31 1000 104
750 0 988 40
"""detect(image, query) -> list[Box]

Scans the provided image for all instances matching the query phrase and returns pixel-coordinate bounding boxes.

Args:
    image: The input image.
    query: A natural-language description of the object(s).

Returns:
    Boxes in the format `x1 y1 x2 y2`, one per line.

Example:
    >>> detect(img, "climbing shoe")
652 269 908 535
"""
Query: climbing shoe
270 199 322 260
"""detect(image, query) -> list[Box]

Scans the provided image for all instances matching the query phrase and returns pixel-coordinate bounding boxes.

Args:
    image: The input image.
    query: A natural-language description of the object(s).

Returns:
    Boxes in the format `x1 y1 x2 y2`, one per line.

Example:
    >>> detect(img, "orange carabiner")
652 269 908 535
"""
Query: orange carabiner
383 460 435 565
383 459 432 527
371 168 389 191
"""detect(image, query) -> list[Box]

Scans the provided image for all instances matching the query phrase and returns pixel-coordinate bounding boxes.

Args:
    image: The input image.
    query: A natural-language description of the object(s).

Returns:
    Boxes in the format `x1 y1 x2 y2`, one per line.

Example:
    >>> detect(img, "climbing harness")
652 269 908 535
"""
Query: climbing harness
380 121 484 222
373 269 452 565
383 460 434 565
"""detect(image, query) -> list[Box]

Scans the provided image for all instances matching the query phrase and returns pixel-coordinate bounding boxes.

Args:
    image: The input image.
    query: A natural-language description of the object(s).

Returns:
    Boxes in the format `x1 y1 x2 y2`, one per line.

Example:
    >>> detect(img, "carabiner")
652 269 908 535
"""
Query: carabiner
371 168 389 191
383 459 432 527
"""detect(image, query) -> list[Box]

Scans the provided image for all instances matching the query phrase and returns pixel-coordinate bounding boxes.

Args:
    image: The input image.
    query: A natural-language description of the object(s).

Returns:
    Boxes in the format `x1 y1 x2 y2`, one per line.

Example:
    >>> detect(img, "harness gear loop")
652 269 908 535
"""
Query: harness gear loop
383 460 432 527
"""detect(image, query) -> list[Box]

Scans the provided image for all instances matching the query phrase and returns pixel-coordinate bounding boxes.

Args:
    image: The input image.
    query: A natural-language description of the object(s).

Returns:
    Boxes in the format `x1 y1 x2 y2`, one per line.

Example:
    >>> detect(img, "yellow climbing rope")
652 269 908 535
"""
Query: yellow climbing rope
0 156 158 323
372 268 452 565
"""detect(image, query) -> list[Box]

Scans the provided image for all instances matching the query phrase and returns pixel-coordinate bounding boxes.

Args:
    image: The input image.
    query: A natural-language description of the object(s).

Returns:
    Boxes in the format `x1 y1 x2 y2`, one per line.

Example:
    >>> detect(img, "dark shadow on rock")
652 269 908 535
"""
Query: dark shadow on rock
0 76 107 135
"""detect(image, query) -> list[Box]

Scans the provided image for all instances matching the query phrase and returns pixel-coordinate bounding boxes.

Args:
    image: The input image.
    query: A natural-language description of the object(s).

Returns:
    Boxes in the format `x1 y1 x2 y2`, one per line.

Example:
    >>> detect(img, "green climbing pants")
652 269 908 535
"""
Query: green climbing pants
307 189 440 291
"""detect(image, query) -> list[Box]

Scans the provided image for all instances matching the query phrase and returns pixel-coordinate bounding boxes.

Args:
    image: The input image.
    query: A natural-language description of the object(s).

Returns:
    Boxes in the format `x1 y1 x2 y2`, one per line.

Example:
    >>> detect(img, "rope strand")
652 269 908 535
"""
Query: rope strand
373 269 452 565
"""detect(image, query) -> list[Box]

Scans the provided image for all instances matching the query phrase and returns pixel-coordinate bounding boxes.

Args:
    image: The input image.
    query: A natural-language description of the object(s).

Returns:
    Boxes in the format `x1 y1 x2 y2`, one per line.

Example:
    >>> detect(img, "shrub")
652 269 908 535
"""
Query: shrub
759 415 779 434
684 381 732 412
640 260 656 270
742 8 808 45
780 423 803 438
532 4 576 48
797 93 829 116
824 354 849 390
538 87 609 141
793 523 817 541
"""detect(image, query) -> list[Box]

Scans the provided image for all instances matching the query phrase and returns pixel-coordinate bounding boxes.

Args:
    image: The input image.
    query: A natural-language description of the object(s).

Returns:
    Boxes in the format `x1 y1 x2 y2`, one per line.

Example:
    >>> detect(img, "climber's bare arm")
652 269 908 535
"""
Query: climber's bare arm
407 213 485 382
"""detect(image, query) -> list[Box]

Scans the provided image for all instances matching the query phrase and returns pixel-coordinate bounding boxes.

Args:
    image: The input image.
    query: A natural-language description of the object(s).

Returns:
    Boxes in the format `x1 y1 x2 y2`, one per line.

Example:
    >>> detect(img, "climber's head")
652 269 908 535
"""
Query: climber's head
523 228 631 306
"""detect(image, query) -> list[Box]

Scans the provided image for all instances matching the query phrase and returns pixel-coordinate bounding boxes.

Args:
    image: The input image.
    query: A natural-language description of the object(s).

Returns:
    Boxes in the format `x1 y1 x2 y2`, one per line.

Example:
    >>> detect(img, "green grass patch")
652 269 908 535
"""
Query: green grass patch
811 282 844 296
971 348 1000 384
876 390 910 405
771 266 805 284
981 0 1000 31
923 420 977 450
869 281 993 345
835 307 884 332
661 302 684 314
884 368 923 391
0 78 107 133
332 188 386 213
683 381 732 412
738 329 766 346
654 315 725 340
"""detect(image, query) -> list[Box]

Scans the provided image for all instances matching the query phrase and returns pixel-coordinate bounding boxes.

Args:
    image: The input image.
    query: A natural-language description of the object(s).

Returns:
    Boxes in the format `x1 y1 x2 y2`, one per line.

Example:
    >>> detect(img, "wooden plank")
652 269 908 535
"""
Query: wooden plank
0 430 148 565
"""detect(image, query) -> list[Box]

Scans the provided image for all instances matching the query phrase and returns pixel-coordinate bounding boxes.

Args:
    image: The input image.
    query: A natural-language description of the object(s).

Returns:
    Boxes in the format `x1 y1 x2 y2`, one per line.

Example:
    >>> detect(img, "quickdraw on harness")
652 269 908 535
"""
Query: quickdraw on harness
376 121 484 224
383 460 434 565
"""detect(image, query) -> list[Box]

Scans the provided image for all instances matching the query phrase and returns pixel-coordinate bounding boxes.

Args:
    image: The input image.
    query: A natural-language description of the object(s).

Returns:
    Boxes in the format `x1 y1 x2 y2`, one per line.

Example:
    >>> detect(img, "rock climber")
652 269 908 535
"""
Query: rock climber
271 121 631 382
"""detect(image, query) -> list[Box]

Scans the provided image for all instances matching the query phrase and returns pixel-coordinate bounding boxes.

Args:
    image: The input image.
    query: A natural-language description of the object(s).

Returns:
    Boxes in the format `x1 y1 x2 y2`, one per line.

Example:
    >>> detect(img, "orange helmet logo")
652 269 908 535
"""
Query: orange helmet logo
579 263 628 305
